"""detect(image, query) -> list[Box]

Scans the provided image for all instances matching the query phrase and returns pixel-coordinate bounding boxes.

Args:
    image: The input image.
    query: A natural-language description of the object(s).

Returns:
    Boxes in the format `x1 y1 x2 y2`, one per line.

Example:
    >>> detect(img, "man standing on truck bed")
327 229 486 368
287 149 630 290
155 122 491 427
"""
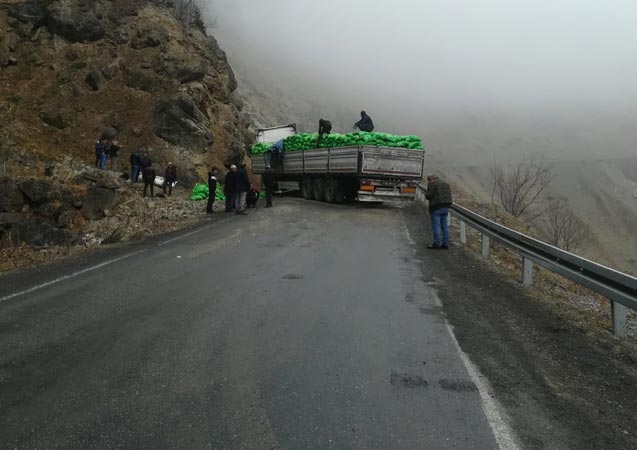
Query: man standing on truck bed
317 118 332 146
353 111 374 132
425 174 453 250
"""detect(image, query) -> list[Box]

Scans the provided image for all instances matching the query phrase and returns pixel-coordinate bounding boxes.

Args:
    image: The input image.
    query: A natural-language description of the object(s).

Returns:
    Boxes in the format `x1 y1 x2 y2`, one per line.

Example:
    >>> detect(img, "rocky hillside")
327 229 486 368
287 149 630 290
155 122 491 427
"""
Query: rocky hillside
0 0 253 258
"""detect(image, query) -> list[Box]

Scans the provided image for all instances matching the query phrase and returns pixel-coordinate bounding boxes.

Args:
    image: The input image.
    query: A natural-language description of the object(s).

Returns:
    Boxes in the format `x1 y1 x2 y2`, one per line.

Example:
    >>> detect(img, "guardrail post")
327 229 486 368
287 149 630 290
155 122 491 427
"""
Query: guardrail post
522 257 533 287
459 221 467 244
611 302 628 336
481 235 490 259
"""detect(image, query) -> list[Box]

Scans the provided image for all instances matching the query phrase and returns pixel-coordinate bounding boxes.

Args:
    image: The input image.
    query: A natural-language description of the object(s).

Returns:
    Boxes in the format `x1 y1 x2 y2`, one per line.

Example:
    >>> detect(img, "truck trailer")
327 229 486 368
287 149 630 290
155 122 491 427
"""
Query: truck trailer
251 125 425 203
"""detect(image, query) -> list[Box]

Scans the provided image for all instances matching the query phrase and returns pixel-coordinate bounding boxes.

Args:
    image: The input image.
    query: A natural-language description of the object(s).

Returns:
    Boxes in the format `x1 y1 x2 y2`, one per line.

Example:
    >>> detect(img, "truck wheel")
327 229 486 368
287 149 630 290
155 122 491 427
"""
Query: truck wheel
313 178 326 202
301 177 313 200
324 178 337 203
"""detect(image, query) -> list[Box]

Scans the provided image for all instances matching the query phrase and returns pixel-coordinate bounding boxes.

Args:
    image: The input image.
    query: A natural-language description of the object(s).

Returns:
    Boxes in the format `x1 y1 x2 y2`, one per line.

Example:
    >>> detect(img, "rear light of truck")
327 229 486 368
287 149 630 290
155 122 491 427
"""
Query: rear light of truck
360 185 376 192
401 187 416 194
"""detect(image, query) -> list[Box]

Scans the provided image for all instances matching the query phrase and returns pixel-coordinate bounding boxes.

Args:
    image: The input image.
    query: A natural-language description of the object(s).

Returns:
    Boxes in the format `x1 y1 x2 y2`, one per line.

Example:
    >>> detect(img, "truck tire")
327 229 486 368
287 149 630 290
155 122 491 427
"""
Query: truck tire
324 178 337 203
313 178 326 202
301 177 313 200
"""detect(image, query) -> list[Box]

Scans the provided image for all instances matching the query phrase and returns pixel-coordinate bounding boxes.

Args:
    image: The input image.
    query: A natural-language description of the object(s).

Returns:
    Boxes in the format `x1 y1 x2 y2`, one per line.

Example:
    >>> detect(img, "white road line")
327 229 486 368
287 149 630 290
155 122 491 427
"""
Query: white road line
0 249 147 303
432 289 521 450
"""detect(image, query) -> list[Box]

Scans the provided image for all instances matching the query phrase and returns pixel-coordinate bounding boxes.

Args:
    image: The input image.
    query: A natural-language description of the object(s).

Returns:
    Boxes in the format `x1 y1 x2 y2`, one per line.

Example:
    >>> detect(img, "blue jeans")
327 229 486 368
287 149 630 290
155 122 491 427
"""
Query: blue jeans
131 165 140 183
431 207 449 247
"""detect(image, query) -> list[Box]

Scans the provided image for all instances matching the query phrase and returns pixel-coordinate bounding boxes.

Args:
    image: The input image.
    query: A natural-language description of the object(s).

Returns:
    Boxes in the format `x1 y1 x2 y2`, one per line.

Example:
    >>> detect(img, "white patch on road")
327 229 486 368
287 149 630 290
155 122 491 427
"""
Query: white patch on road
431 289 521 450
0 249 147 303
159 217 234 246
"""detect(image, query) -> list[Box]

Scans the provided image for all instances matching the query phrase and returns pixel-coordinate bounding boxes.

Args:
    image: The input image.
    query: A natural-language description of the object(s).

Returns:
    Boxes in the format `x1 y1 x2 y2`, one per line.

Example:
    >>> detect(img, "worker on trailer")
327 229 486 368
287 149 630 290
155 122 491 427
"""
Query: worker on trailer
317 118 332 147
353 111 374 132
268 139 284 169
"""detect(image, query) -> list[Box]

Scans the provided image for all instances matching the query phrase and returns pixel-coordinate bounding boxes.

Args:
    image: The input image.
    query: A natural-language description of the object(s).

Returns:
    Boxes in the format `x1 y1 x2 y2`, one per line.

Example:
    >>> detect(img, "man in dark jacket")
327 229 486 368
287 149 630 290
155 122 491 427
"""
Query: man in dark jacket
206 167 218 214
262 165 277 208
425 174 453 249
353 111 374 132
109 140 121 171
234 163 250 215
317 118 332 146
129 151 142 183
140 152 152 170
163 162 177 196
142 165 156 198
224 165 237 213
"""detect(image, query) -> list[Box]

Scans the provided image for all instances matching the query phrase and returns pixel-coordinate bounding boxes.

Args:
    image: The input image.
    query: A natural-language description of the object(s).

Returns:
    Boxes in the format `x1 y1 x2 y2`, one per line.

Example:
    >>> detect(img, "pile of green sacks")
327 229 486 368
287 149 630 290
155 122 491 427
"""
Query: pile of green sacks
251 132 423 155
190 183 226 201
190 183 267 201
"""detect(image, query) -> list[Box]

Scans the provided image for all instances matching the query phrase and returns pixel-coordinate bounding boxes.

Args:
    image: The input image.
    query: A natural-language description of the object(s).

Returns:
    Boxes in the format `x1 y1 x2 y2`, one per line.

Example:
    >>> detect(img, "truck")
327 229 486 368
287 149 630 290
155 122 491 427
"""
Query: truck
251 125 425 203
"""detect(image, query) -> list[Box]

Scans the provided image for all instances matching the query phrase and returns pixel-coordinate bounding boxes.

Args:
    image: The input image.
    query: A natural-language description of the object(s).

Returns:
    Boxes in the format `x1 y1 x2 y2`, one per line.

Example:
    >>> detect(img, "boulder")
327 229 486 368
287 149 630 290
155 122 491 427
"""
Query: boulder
0 178 24 212
39 110 72 129
19 179 53 204
0 212 22 227
176 59 209 84
8 1 48 26
46 1 106 43
57 210 79 229
81 186 120 220
9 219 74 247
130 27 167 50
124 67 157 92
7 34 20 53
100 62 120 80
152 93 214 148
85 70 103 91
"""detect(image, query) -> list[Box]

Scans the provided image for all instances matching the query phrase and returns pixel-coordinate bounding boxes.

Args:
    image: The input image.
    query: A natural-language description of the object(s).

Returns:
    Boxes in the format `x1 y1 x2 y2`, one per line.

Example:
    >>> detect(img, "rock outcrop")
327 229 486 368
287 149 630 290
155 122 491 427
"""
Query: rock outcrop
0 0 255 251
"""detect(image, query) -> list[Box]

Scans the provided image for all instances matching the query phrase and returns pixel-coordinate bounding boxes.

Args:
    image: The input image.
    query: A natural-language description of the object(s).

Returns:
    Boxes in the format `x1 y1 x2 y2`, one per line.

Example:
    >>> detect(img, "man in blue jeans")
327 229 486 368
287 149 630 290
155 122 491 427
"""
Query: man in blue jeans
425 174 453 250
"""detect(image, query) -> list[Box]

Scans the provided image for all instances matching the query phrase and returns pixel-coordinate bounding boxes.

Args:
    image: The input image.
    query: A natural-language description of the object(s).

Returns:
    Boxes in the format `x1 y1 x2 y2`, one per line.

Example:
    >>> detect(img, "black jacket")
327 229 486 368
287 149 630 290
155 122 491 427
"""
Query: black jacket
142 166 156 182
355 113 374 132
129 153 141 166
208 172 218 193
164 165 177 182
319 119 332 134
140 156 152 169
235 168 250 193
109 144 120 158
262 168 277 190
224 171 237 195
425 178 453 212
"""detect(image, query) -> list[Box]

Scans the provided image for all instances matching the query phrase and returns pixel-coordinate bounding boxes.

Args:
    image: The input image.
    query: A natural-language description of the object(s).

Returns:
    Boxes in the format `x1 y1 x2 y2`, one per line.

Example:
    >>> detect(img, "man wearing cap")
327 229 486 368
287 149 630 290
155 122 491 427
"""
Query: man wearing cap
425 174 453 250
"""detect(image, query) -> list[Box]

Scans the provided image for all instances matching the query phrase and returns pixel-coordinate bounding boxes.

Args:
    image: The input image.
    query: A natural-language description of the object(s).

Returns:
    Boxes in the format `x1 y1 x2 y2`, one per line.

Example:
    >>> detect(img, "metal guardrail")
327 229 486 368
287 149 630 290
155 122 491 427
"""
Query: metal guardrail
415 184 637 336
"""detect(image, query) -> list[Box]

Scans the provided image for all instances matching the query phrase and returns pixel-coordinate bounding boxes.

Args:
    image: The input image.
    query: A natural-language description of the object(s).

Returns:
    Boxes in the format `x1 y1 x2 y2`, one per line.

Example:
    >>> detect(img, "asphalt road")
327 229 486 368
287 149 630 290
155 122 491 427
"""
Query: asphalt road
0 198 506 450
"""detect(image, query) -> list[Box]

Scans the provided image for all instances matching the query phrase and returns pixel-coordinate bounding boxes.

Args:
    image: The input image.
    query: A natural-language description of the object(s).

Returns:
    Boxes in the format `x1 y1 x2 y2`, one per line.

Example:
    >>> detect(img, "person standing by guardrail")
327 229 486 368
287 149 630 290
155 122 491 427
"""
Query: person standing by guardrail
425 174 453 250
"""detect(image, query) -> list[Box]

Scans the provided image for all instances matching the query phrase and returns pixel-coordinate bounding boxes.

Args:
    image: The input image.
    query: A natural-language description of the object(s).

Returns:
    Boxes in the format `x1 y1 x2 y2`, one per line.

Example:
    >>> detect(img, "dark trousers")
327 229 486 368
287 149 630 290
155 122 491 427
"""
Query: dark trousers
95 155 101 167
266 189 273 207
225 193 235 212
143 180 154 197
163 180 173 196
206 197 215 213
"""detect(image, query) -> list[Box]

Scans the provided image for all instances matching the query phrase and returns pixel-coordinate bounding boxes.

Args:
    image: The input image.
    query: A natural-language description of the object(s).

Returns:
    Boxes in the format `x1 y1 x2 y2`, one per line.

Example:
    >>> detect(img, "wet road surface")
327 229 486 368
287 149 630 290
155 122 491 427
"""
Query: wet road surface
0 198 506 449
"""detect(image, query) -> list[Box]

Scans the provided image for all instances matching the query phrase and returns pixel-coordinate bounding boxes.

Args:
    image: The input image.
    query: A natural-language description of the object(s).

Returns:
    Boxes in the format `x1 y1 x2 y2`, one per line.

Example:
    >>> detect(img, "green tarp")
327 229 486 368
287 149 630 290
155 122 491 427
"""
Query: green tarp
251 131 424 155
190 183 226 201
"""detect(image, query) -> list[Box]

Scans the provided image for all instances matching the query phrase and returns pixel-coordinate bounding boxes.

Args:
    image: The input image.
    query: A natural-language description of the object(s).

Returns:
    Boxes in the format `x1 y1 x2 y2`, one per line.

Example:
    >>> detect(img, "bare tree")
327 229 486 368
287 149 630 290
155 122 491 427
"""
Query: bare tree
541 198 588 251
490 157 552 217
167 0 209 34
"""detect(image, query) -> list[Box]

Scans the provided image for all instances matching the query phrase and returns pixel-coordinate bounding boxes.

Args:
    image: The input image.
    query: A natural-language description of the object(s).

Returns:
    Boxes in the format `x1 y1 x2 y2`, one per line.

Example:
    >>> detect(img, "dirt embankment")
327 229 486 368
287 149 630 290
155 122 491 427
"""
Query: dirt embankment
0 0 255 268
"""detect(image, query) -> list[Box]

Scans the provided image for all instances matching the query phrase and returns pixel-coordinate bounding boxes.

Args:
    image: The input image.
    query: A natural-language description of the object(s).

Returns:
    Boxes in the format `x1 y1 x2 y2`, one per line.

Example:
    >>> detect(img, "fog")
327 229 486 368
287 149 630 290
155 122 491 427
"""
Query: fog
209 0 637 161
